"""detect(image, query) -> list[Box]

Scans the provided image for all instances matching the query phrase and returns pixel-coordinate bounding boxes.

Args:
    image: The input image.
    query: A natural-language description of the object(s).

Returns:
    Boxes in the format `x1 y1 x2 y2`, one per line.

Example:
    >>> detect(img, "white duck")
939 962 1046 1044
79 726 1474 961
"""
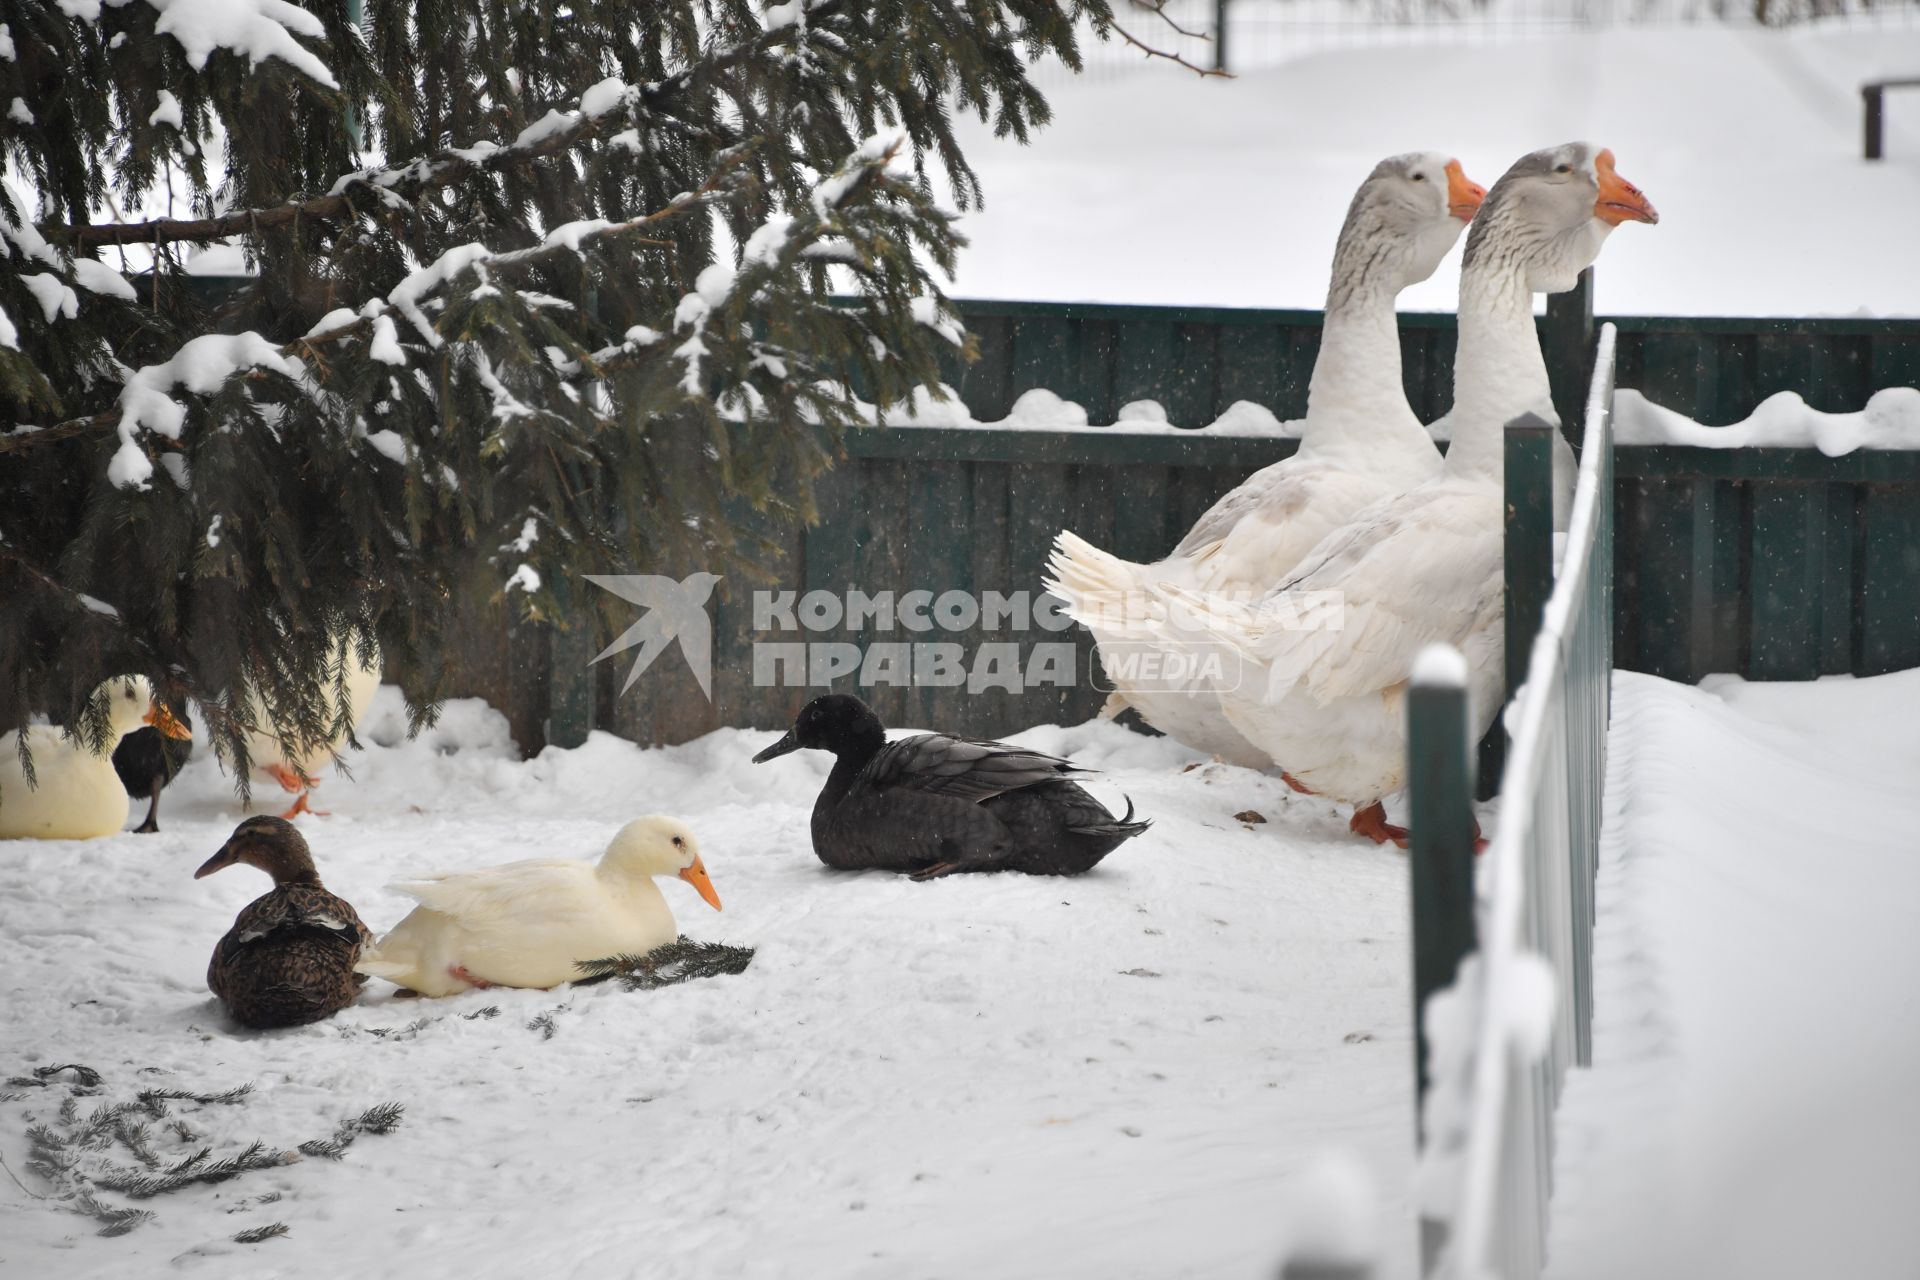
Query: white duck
1045 153 1487 767
355 816 724 996
1177 143 1657 842
246 637 381 818
0 676 191 840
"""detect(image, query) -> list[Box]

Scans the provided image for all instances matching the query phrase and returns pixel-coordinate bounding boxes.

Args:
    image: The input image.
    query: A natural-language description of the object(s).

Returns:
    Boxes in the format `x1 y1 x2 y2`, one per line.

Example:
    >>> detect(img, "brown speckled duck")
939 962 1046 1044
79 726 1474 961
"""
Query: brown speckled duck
195 816 371 1029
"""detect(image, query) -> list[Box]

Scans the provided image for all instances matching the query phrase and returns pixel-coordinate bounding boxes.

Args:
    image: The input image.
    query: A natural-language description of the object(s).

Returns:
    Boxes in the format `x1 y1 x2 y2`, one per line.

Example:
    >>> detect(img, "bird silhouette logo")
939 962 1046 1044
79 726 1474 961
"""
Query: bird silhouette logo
584 572 723 700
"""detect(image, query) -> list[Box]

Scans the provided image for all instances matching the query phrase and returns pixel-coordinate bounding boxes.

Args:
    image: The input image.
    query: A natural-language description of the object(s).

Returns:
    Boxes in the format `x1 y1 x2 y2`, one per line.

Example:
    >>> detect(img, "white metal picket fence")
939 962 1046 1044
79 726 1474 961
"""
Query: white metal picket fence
1415 323 1617 1280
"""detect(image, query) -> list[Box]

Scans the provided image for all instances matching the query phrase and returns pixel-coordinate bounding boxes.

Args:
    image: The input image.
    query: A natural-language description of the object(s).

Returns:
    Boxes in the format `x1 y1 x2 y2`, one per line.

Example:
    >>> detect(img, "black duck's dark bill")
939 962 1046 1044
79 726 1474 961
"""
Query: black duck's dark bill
193 842 239 879
752 730 800 764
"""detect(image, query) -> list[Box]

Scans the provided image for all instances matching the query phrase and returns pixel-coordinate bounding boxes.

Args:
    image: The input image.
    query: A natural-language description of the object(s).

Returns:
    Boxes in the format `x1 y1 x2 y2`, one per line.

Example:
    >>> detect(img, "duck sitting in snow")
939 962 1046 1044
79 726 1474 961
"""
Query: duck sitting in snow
195 816 373 1029
354 816 723 997
0 676 192 840
114 698 193 834
753 693 1150 879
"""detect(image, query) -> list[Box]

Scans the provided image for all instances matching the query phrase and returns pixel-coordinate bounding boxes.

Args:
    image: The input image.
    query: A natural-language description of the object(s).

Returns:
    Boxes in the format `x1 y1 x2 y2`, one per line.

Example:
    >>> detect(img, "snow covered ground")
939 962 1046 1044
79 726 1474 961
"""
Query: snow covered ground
1545 669 1920 1279
0 689 1426 1278
946 25 1920 316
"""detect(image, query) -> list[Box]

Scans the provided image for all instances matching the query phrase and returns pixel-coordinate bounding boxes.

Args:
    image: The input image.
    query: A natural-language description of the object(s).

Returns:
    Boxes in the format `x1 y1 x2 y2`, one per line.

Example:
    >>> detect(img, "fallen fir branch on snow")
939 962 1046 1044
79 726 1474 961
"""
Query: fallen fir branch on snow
5 1068 403 1236
233 1221 290 1244
297 1103 405 1161
574 936 757 991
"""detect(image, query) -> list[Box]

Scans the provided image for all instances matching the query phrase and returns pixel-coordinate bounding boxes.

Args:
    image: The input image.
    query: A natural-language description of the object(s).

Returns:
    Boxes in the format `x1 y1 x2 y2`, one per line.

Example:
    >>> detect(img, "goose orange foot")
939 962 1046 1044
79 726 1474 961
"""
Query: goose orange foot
279 789 329 820
1281 771 1317 796
1349 801 1409 846
1351 803 1492 855
448 965 493 990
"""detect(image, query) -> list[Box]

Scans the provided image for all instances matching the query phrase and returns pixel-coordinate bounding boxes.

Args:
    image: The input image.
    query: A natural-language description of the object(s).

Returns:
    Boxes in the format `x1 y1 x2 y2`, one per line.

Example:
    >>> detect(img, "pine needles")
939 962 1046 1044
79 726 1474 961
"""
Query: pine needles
297 1102 406 1160
4 1066 403 1239
574 936 757 991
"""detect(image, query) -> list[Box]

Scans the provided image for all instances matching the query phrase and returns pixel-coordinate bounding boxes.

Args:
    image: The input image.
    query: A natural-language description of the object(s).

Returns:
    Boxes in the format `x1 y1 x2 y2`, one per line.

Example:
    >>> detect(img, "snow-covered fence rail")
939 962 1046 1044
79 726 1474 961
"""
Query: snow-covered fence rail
1406 325 1620 1279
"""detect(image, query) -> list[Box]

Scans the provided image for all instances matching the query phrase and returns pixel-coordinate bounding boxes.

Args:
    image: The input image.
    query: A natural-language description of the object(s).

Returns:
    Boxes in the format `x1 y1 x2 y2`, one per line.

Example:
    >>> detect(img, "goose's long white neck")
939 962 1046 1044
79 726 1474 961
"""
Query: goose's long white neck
1295 273 1433 476
1441 261 1553 481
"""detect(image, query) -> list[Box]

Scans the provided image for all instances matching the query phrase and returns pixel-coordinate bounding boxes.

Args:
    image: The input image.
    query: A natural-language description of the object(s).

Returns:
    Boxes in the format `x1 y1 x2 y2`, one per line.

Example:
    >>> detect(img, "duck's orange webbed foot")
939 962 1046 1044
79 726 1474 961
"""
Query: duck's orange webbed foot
448 964 493 990
1349 801 1410 847
265 762 303 794
278 788 329 820
1281 771 1318 796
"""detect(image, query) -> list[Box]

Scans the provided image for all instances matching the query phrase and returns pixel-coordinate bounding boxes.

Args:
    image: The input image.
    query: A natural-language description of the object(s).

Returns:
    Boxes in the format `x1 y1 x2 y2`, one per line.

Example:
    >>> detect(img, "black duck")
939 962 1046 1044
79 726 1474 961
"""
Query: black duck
195 816 371 1029
752 693 1149 879
112 700 192 833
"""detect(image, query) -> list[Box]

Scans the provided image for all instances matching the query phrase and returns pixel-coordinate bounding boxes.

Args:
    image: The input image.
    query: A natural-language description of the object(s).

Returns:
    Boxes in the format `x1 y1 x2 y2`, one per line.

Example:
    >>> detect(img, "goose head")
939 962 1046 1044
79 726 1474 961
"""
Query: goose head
91 676 191 746
752 693 886 765
599 816 722 911
1330 152 1488 303
196 816 320 885
1464 142 1658 294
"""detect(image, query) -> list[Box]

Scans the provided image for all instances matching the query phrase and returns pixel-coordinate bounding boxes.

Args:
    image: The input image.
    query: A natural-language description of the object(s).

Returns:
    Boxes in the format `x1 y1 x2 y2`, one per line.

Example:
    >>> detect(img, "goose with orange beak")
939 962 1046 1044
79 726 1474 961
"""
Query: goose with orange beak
355 816 724 997
1162 142 1657 845
0 676 193 840
1046 151 1489 766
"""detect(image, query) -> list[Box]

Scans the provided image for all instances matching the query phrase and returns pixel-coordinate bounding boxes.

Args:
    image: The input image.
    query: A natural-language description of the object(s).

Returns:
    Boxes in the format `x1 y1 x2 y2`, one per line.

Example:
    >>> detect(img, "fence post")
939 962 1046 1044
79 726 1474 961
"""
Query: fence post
1504 412 1557 706
1864 84 1885 160
1408 646 1479 1123
1542 268 1593 441
1408 646 1478 1277
1213 0 1230 72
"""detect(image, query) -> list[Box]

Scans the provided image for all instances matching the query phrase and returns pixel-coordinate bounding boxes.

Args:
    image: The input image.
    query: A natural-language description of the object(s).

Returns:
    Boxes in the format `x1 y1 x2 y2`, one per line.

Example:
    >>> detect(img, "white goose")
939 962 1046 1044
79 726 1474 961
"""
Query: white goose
245 637 381 818
1046 153 1487 768
0 676 191 840
355 816 724 996
1179 143 1657 842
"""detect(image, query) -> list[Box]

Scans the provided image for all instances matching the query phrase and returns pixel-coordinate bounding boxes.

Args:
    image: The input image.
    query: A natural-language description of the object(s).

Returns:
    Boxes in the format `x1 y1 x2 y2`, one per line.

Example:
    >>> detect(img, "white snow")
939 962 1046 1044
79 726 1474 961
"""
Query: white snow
366 314 405 366
1615 385 1920 453
205 513 223 548
873 387 1305 436
20 272 78 321
71 259 138 301
0 303 16 349
578 75 628 120
360 428 410 463
112 333 300 489
1545 669 1920 1279
1409 643 1469 689
148 89 184 129
503 563 541 593
0 688 1429 1277
142 0 339 90
946 26 1920 316
8 96 32 124
0 23 14 60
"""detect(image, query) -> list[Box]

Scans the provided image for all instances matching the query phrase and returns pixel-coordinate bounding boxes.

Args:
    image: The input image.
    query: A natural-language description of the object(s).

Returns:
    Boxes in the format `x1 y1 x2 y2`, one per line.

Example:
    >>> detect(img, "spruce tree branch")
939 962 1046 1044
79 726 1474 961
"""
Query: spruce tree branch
36 2 850 249
1112 20 1232 77
14 160 745 448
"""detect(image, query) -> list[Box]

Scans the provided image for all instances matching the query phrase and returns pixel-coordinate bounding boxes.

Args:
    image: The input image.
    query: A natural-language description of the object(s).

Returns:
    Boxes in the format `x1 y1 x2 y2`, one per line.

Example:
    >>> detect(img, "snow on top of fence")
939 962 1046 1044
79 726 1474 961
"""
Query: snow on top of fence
874 386 1307 437
1614 386 1920 454
1411 643 1470 689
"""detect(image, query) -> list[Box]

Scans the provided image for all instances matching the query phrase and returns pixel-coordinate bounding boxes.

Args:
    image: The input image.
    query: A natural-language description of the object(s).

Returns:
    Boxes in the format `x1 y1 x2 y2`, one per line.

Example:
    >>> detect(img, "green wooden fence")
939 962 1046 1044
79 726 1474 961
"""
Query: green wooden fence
489 294 1920 749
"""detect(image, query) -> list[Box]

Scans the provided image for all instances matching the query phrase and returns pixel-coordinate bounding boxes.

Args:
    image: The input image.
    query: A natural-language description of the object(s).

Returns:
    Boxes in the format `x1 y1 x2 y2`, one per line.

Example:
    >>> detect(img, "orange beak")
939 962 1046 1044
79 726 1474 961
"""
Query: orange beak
1445 159 1488 222
1594 148 1658 226
678 856 722 911
145 703 192 740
